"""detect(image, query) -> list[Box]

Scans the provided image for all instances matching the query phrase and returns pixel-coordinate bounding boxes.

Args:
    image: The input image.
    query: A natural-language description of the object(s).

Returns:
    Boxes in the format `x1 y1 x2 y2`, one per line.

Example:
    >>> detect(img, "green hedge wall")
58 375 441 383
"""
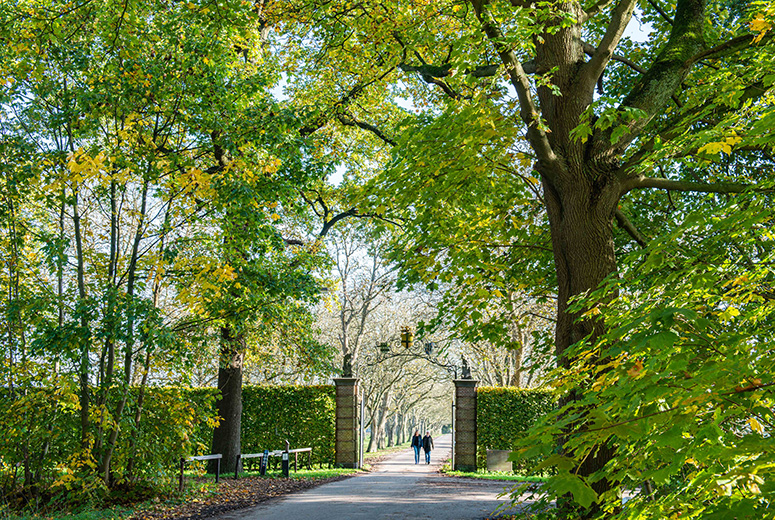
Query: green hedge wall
241 385 336 465
476 386 555 470
181 385 336 466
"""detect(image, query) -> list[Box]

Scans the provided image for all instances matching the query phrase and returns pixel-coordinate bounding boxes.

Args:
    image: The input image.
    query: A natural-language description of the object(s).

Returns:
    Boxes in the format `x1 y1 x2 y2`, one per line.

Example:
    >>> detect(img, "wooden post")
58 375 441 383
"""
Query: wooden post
282 451 290 478
259 450 268 476
179 458 185 492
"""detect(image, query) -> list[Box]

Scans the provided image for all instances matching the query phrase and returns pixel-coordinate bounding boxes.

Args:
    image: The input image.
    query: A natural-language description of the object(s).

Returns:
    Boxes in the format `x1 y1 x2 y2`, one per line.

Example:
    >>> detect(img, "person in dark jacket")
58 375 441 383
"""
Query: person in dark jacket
410 430 422 464
422 432 434 464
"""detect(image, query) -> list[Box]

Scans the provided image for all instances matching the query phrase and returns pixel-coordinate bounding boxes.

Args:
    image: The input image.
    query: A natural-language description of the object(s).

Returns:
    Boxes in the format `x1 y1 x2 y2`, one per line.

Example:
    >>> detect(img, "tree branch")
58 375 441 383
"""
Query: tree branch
645 0 673 25
319 208 358 238
472 0 560 178
337 113 397 146
614 208 648 248
685 33 772 67
581 0 619 23
423 76 463 100
580 0 638 93
609 0 706 151
582 41 646 74
399 62 535 78
620 176 750 196
618 81 768 178
299 67 396 136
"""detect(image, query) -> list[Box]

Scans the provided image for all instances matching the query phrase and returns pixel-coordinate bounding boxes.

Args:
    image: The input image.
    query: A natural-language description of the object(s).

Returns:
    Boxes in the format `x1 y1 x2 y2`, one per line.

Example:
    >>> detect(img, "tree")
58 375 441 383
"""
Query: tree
277 0 775 516
0 0 332 491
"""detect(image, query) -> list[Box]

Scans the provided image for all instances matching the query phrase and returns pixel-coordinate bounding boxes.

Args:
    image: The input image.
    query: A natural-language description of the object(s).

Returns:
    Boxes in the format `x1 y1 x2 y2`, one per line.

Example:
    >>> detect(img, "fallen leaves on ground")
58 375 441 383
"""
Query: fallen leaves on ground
129 474 354 520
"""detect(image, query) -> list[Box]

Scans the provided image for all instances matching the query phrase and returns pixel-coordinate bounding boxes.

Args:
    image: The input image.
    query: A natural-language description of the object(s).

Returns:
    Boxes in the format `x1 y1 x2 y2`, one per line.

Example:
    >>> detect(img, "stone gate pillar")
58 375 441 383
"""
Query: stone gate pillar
333 377 359 468
454 379 478 471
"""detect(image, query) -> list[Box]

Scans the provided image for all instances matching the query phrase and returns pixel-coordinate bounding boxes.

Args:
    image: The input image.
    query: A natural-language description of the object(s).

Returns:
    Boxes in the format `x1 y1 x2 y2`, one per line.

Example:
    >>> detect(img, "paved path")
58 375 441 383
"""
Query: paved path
221 434 526 520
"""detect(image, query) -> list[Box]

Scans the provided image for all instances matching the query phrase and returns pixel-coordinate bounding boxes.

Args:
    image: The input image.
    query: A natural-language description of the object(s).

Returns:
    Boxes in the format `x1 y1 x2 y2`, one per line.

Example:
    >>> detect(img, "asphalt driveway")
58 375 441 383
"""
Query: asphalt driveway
219 434 527 520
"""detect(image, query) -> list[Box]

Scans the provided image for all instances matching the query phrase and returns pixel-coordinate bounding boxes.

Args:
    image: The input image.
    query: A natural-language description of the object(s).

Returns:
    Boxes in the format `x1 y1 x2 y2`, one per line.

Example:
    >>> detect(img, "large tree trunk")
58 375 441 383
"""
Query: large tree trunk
210 325 244 474
543 165 620 516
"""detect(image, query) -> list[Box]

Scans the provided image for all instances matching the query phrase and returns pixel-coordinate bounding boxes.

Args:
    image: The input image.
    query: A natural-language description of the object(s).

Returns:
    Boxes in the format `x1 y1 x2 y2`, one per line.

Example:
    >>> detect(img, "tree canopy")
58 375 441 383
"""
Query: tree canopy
2 0 775 517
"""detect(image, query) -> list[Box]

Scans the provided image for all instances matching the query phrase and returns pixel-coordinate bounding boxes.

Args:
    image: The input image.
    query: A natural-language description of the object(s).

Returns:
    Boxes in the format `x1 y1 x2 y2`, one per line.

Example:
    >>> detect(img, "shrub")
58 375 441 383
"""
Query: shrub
0 383 335 512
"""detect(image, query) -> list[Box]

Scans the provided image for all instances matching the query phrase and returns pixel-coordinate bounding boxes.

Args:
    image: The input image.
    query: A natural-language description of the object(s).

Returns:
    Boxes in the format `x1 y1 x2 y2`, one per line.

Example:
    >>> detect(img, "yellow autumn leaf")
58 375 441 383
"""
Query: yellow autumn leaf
748 417 764 435
719 306 740 321
750 15 772 44
698 141 731 155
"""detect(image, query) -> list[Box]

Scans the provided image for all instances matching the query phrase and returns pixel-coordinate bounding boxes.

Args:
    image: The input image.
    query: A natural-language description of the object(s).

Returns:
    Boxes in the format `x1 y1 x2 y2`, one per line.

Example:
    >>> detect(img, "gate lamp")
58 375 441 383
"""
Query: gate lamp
400 327 413 349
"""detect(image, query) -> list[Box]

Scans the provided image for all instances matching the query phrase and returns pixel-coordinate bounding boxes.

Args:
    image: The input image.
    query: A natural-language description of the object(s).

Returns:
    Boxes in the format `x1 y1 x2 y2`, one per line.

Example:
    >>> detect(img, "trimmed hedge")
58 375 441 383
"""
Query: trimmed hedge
476 386 555 470
241 385 336 465
175 385 336 466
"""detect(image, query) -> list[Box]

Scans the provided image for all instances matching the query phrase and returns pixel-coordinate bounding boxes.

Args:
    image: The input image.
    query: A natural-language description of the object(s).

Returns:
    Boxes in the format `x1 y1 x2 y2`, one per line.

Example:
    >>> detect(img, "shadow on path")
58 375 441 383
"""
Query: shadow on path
220 434 529 520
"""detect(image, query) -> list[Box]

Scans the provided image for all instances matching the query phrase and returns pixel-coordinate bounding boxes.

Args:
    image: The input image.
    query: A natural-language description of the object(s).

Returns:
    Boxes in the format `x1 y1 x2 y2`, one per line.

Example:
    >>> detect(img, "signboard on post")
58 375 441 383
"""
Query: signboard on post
282 451 290 478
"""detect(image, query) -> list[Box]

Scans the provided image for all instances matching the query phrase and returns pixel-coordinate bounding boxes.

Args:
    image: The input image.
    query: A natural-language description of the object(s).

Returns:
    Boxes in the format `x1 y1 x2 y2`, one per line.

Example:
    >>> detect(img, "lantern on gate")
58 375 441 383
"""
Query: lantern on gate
400 326 413 349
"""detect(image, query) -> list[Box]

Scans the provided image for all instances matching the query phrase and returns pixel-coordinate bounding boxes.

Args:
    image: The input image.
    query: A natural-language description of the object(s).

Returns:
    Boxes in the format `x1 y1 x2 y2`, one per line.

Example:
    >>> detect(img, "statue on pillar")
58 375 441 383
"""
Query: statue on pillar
461 357 471 379
342 353 353 377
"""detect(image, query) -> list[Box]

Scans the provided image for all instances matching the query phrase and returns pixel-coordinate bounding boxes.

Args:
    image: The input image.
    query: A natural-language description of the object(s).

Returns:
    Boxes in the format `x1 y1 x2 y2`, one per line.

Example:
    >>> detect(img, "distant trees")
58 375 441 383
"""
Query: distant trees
315 221 450 450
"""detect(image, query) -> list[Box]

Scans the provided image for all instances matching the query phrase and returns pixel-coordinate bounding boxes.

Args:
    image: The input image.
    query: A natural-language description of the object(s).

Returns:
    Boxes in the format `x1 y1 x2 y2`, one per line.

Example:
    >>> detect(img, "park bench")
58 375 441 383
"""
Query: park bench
235 445 313 478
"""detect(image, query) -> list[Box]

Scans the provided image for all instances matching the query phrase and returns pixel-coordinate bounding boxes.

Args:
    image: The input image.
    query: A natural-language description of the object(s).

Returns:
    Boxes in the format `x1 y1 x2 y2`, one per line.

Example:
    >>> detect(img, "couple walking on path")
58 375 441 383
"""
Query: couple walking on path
410 430 434 464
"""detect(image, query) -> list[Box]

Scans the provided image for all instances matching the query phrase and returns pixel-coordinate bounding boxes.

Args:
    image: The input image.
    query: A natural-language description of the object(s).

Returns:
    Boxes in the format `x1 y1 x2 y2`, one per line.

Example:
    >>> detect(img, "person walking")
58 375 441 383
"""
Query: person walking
422 431 434 464
410 430 422 464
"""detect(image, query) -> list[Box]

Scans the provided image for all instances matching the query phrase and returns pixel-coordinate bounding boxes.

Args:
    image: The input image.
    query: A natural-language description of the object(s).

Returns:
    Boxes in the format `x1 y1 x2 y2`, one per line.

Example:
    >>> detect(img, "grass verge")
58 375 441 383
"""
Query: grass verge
440 462 547 483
